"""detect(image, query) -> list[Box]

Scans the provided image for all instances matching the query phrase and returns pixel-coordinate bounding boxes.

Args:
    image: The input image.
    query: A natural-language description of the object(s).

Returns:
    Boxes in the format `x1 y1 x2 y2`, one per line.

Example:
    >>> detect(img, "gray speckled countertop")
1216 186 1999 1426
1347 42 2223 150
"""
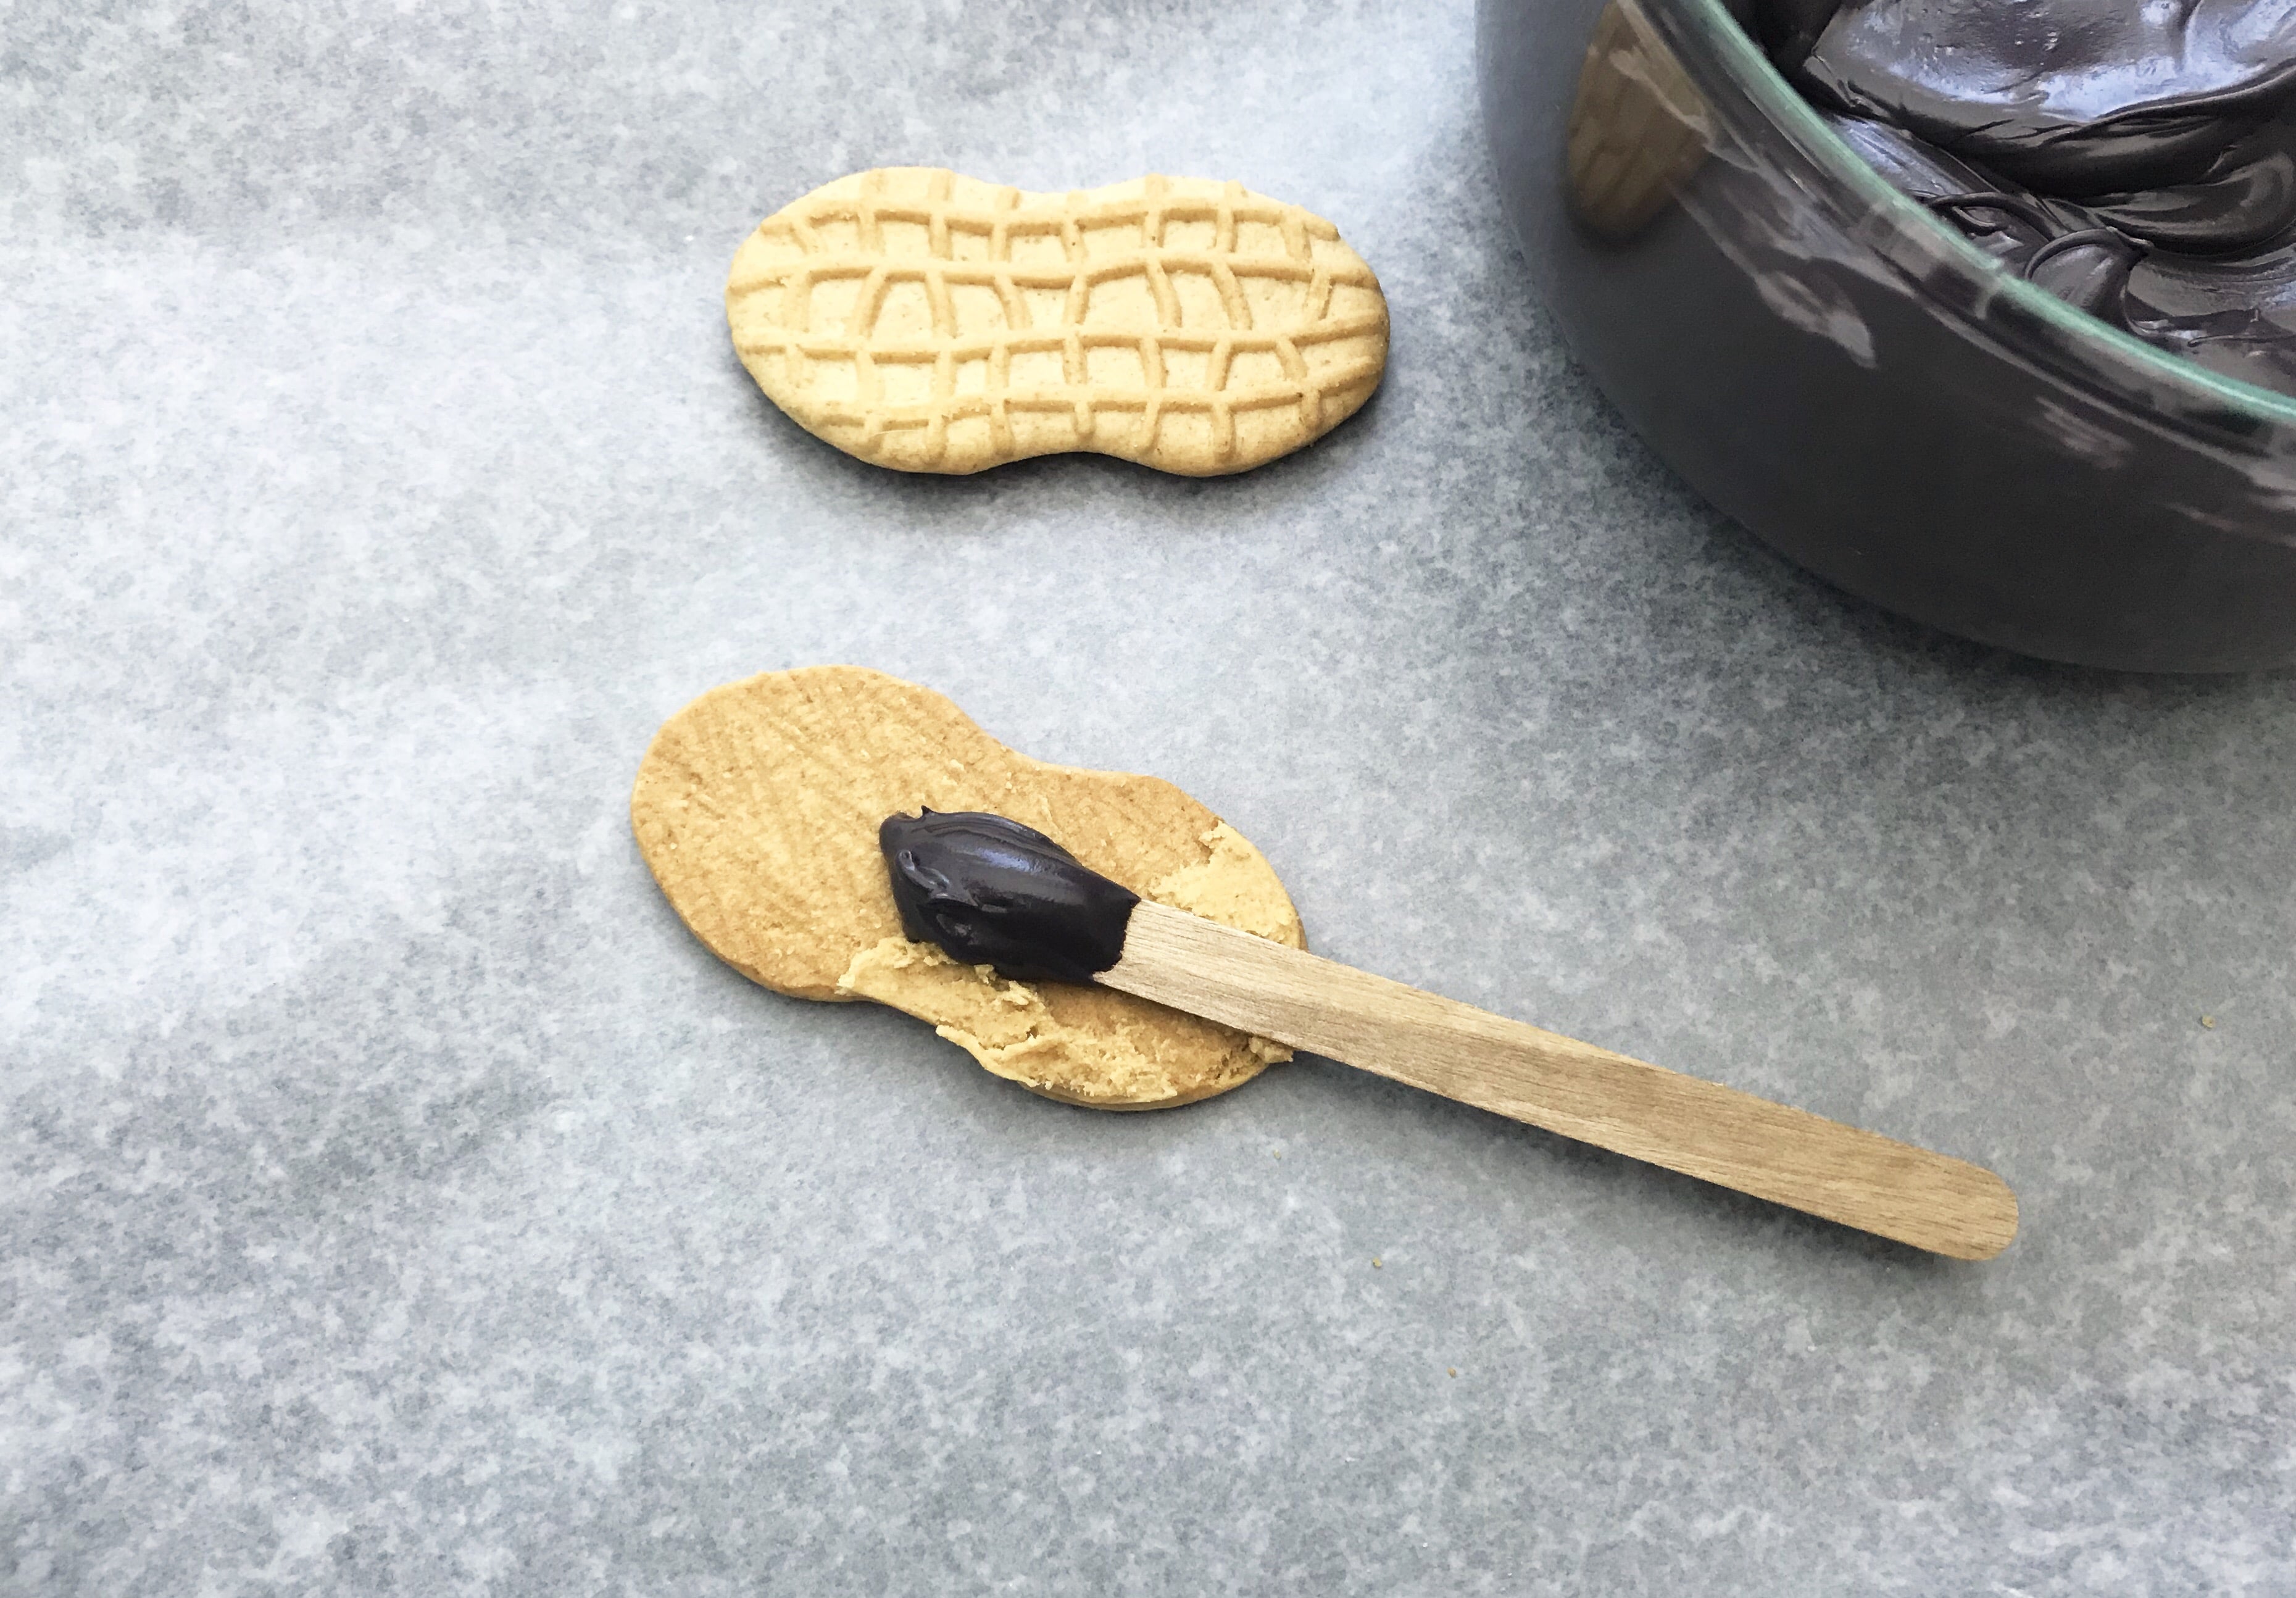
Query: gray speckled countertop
6 2 2294 1592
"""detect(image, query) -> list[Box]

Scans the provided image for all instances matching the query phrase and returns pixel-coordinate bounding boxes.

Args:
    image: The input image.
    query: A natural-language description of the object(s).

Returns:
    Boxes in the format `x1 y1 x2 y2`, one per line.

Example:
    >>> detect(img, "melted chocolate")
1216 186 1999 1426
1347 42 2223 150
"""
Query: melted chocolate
1749 0 2296 393
878 810 1139 985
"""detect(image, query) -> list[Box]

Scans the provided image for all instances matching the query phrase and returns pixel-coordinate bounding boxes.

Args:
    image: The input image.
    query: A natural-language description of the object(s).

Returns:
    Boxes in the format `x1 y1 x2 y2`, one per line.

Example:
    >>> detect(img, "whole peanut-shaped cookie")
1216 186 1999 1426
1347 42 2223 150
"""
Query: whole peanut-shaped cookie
632 667 1307 1108
726 169 1389 475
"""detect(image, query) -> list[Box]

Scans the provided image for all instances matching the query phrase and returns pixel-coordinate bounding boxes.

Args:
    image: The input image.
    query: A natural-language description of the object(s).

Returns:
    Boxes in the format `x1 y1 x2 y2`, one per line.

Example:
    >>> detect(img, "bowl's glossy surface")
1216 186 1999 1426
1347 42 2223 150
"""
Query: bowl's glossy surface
1478 0 2296 671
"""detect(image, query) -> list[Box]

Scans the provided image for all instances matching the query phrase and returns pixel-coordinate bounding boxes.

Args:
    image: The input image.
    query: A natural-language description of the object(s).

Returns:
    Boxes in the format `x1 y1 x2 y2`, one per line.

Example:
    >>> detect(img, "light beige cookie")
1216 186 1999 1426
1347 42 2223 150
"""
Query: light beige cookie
725 168 1389 475
631 666 1307 1109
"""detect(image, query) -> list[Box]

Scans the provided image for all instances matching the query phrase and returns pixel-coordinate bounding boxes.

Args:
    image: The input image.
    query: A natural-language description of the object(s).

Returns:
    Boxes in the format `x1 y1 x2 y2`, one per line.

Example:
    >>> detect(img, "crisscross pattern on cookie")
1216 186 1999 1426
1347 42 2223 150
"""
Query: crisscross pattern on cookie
726 169 1389 475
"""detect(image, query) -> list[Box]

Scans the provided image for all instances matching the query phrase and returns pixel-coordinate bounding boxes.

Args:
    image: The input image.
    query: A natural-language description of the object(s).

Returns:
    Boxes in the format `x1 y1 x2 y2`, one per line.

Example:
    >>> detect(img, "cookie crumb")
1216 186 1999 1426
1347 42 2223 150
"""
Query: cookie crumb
1448 1368 1457 1378
2201 1015 2216 1029
1372 1257 1383 1268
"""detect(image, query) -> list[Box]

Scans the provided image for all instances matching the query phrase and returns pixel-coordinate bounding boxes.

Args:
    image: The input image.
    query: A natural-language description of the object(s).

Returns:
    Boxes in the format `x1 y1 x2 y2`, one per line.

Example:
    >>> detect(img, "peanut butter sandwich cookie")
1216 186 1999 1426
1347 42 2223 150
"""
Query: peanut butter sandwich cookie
631 666 1305 1108
726 168 1389 475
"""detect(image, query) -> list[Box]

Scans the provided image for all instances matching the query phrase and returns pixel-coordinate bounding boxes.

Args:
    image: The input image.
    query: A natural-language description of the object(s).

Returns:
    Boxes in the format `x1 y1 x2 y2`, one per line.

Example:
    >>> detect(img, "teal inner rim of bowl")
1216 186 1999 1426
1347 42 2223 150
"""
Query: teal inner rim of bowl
1665 0 2296 430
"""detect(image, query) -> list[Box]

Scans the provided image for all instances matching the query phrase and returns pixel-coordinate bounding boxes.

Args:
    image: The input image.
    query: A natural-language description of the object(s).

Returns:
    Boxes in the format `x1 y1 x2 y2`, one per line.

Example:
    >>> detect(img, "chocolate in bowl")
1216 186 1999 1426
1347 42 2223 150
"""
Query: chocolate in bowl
1478 0 2296 671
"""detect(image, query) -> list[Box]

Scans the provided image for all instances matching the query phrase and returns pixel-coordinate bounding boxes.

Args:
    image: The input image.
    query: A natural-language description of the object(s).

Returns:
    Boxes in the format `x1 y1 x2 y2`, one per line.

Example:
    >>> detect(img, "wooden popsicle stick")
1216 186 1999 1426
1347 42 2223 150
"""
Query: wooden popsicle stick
1100 901 2018 1260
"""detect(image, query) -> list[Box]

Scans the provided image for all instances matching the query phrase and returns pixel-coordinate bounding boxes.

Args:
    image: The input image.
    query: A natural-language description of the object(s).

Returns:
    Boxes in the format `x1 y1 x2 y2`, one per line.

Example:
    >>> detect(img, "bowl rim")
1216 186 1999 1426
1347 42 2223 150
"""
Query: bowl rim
1658 0 2296 429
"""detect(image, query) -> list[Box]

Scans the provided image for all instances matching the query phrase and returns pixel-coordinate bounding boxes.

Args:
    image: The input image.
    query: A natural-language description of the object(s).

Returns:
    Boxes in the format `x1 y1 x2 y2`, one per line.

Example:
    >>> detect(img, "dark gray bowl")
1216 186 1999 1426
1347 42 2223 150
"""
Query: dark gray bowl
1478 0 2296 672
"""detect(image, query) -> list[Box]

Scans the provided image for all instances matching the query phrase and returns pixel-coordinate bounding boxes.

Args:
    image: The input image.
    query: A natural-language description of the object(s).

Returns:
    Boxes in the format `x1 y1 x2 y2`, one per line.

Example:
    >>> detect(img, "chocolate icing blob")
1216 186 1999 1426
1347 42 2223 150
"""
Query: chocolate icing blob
1745 0 2296 393
1800 1 2296 193
878 810 1139 986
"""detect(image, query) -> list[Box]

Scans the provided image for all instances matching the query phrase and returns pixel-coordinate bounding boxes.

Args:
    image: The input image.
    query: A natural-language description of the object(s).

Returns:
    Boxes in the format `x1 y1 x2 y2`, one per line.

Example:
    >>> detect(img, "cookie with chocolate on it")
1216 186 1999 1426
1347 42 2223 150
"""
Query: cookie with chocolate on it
630 666 1306 1109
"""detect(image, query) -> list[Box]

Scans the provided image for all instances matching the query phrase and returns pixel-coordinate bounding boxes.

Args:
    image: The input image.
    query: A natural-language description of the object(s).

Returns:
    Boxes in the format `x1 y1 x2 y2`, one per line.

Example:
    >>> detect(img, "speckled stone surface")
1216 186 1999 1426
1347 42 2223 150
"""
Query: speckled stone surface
4 1 2294 1592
